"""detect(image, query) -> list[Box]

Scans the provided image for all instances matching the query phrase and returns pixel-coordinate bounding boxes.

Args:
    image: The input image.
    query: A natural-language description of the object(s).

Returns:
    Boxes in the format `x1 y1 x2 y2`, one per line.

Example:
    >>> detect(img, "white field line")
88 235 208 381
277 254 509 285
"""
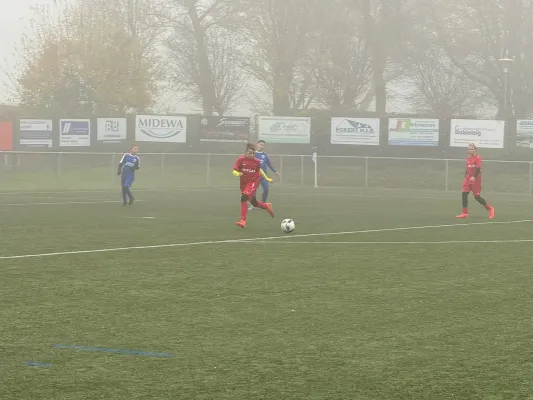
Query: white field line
0 219 530 260
256 240 533 245
0 197 114 202
0 200 143 206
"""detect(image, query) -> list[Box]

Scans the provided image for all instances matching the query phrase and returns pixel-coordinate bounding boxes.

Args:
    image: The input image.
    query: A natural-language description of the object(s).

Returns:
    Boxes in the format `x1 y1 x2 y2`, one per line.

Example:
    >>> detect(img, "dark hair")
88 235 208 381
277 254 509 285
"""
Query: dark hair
257 140 266 144
246 143 256 151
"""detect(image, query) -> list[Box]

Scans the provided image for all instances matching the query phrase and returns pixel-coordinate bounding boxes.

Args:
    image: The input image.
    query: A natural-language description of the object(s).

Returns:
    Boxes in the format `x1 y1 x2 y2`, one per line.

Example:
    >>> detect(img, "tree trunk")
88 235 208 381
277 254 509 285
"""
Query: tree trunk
187 5 217 116
272 63 292 115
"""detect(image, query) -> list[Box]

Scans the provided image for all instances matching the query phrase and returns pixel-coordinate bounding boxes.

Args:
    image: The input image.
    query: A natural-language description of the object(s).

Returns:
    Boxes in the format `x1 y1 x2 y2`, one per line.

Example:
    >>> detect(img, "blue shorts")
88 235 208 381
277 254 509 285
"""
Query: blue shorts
121 174 134 188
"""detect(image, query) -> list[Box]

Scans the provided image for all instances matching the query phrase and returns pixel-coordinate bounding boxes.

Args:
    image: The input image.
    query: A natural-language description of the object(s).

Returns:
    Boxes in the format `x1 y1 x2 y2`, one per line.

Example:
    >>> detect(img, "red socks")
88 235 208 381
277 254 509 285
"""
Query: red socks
462 208 468 214
241 199 267 220
240 202 248 220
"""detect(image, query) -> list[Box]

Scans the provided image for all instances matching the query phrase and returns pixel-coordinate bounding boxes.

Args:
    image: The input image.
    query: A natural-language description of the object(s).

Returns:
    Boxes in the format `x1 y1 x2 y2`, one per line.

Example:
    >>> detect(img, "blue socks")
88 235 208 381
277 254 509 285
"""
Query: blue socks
122 186 133 203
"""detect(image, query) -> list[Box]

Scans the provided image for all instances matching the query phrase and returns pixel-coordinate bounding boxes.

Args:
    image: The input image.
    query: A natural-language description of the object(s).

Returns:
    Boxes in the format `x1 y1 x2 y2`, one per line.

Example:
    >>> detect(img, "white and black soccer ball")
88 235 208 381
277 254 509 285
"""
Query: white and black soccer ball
281 219 295 233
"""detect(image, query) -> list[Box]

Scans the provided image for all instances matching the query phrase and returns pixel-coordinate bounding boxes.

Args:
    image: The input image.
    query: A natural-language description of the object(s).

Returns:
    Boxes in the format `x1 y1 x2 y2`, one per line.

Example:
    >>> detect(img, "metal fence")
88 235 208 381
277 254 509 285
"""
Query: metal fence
0 152 531 194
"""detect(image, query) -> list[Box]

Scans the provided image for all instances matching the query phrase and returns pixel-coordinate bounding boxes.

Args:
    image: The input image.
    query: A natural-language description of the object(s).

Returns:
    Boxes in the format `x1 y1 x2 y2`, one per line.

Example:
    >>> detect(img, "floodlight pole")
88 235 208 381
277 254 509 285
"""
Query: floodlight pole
498 57 514 119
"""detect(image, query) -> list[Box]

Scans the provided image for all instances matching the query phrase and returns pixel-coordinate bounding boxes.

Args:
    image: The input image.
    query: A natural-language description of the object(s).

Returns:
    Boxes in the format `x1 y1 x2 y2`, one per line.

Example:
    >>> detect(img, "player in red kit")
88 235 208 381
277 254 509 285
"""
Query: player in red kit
456 142 495 219
233 143 275 228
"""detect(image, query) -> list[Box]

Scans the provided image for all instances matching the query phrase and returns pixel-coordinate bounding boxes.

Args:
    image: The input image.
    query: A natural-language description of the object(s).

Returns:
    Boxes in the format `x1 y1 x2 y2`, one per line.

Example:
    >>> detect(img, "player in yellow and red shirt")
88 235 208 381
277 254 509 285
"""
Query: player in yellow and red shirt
233 143 275 228
456 142 495 219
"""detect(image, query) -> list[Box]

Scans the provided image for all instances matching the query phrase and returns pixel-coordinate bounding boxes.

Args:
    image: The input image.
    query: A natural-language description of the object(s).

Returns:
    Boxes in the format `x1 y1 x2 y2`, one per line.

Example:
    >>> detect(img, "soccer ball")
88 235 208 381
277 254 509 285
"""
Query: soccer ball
281 219 295 233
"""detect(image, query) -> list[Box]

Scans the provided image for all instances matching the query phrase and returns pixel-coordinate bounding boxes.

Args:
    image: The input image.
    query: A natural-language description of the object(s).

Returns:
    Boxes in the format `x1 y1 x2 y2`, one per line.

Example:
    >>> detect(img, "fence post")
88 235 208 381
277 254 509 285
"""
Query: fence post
56 153 61 175
161 153 165 179
364 157 368 188
445 159 449 192
206 153 211 185
111 153 116 184
529 161 533 194
279 155 283 185
300 155 304 185
314 155 318 187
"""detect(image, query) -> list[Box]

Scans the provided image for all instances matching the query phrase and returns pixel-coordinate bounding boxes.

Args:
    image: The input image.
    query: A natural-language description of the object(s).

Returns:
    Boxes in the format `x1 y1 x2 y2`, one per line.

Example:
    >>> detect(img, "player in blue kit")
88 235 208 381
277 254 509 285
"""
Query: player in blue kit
249 140 280 210
117 144 140 205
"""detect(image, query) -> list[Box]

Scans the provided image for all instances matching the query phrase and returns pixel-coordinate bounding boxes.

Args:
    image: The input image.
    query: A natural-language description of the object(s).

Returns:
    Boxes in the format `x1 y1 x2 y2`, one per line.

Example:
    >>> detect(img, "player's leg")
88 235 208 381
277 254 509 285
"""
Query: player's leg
124 176 135 205
249 195 274 218
236 193 249 228
260 177 269 203
120 175 128 205
237 183 257 227
473 182 494 219
456 180 470 218
456 191 469 218
250 178 270 210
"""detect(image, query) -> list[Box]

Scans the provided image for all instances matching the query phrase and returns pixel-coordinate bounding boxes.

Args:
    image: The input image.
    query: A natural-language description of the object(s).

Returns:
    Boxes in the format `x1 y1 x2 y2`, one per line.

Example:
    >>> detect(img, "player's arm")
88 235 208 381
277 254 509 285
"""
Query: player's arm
265 154 278 174
260 169 273 183
134 156 140 170
117 154 125 175
232 158 242 176
473 155 482 178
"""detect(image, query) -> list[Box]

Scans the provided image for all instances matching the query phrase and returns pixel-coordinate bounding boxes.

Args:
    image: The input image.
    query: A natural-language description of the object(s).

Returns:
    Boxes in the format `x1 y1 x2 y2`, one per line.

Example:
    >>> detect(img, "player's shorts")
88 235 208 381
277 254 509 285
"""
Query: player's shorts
121 174 134 188
241 182 258 198
462 179 481 196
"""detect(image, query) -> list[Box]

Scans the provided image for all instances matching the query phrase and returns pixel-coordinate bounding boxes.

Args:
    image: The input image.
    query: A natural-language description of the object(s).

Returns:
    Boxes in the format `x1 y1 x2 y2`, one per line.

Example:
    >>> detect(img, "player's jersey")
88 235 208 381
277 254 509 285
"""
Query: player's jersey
465 154 482 179
234 156 261 185
120 153 140 176
255 151 275 173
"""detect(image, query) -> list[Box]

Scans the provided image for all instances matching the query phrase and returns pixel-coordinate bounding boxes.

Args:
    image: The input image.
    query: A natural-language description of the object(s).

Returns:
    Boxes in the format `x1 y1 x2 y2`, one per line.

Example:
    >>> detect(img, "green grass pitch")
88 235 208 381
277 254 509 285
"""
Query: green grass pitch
1 181 533 399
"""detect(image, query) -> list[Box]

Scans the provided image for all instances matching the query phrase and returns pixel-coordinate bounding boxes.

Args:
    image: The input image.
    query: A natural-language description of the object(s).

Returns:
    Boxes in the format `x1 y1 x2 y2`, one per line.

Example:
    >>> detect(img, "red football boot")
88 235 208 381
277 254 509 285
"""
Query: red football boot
488 206 495 219
265 203 274 218
236 219 246 228
456 213 468 219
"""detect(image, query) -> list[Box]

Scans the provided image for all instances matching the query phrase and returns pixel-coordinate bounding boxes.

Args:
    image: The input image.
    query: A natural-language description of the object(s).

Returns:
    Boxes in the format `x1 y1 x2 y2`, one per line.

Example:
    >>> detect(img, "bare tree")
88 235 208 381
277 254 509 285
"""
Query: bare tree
162 0 245 115
352 0 417 116
238 0 322 116
403 56 487 118
165 18 244 115
430 0 533 118
310 1 373 113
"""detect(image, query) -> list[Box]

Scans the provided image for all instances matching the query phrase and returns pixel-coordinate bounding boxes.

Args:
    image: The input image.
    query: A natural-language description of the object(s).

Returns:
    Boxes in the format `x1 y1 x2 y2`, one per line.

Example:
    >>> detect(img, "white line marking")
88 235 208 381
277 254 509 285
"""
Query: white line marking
255 240 533 244
0 219 530 260
0 200 143 206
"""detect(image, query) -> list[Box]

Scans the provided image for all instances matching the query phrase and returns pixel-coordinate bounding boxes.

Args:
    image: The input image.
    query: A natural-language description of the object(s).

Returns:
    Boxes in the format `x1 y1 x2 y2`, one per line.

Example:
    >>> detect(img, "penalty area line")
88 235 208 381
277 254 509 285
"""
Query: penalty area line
0 219 530 260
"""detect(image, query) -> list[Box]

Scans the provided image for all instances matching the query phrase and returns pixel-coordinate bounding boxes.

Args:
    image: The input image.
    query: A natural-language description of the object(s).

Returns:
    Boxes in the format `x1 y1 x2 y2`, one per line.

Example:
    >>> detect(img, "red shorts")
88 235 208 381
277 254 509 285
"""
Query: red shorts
241 182 258 198
462 179 482 196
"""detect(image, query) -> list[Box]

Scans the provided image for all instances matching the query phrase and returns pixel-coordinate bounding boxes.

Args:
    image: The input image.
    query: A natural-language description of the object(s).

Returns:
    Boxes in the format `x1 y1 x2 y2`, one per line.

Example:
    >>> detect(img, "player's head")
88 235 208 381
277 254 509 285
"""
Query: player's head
130 144 139 154
245 143 256 159
256 140 266 151
467 142 477 156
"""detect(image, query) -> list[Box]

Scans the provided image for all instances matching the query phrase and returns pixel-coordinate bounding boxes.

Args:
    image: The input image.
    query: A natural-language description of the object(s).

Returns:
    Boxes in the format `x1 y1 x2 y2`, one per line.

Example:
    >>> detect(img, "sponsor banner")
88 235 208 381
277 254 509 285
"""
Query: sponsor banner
516 120 533 148
19 119 53 148
388 118 439 146
199 116 250 142
450 119 504 148
330 117 380 145
0 121 13 150
135 115 186 143
59 119 90 147
257 116 310 143
97 118 127 143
